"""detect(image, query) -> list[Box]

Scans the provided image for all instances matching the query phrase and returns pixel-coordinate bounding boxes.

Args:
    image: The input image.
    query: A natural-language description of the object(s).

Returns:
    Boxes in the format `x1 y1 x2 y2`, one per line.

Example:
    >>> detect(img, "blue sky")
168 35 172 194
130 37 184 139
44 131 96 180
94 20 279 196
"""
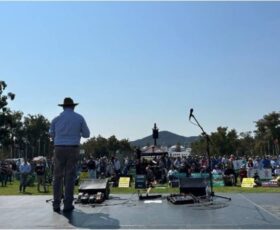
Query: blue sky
1 2 280 141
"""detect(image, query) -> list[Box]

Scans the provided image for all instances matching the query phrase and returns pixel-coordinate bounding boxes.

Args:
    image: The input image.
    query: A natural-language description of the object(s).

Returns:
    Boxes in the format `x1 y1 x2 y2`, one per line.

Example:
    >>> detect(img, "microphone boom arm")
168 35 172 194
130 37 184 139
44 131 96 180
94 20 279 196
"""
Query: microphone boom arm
188 109 231 202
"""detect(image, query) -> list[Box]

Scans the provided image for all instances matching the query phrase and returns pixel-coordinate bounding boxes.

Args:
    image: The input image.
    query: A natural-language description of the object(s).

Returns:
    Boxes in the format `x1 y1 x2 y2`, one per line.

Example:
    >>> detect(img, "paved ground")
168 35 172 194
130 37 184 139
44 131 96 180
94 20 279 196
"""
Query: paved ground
0 193 280 229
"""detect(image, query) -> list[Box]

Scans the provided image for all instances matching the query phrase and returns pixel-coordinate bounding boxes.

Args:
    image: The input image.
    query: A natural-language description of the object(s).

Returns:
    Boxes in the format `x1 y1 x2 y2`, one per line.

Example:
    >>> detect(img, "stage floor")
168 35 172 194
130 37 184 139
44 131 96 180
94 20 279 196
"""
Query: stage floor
0 193 280 229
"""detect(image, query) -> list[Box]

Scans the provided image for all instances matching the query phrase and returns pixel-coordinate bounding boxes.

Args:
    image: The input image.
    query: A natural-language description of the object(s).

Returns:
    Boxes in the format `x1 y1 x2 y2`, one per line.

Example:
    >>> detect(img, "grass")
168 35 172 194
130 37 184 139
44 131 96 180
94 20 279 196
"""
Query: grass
0 179 280 196
113 185 280 194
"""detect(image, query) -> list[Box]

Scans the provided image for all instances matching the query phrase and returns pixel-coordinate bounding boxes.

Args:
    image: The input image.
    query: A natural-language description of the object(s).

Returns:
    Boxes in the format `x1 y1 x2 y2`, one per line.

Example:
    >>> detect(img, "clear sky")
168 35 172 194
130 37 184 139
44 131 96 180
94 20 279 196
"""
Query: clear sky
1 2 280 141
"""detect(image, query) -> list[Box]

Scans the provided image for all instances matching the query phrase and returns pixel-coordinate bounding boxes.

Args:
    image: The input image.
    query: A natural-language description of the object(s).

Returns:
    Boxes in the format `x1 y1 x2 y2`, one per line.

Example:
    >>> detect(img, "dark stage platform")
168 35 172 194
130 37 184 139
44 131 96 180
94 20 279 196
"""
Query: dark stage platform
1 193 280 229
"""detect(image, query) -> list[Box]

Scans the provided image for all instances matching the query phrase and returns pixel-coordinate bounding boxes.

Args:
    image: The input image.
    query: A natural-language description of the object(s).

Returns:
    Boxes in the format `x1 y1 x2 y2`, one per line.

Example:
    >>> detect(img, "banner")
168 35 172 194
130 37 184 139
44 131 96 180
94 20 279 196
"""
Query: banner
191 173 224 187
212 173 225 187
247 168 272 179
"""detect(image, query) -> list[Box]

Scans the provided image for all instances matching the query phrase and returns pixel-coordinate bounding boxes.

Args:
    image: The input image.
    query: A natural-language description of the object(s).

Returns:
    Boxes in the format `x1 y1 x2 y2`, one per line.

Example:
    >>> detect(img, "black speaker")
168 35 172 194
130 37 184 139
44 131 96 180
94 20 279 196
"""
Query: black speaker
179 177 207 197
79 178 110 199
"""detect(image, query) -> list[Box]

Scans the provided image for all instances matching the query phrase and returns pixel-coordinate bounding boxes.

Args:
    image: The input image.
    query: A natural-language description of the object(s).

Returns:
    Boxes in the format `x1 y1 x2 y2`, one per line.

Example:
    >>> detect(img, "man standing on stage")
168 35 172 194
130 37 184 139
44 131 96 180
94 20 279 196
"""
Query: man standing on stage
50 97 90 212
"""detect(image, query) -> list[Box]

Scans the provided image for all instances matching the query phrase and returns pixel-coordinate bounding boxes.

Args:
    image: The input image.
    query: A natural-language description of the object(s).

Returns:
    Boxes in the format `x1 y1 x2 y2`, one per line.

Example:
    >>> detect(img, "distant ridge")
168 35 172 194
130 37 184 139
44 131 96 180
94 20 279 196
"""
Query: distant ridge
130 131 199 147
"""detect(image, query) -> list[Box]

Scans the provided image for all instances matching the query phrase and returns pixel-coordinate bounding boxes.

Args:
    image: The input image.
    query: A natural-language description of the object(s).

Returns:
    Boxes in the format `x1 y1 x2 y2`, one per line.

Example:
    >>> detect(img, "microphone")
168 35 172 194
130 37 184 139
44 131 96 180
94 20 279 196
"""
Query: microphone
189 108 193 120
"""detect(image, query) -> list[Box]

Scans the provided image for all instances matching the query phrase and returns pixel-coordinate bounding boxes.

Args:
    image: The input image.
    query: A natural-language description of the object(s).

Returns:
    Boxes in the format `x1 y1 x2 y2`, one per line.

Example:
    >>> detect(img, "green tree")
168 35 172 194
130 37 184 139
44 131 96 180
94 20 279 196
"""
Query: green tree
118 138 133 156
0 81 16 158
82 135 133 159
190 137 206 156
191 127 239 157
107 135 119 156
8 111 24 158
23 114 51 159
254 112 280 156
237 131 255 157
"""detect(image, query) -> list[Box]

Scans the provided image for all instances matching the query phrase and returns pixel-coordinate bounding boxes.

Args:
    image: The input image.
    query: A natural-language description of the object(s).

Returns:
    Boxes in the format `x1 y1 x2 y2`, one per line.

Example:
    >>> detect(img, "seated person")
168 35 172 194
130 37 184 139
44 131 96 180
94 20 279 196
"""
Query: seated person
239 164 247 183
223 164 236 186
109 172 118 187
167 166 178 183
253 172 262 187
212 165 223 175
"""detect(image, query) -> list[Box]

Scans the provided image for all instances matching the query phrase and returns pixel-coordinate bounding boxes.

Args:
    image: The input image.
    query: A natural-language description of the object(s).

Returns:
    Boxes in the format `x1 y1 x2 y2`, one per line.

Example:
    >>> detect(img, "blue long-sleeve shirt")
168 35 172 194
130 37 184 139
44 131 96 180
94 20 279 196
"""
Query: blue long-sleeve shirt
19 162 31 174
50 108 90 145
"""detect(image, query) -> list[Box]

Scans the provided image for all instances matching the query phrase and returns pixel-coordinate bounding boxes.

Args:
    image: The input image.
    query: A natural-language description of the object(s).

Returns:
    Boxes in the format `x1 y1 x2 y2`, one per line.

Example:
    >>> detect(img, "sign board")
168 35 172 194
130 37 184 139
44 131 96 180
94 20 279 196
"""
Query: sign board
135 175 146 189
241 178 255 188
247 168 272 180
258 169 272 180
118 177 130 188
191 173 224 187
173 172 188 179
213 173 225 187
191 173 209 179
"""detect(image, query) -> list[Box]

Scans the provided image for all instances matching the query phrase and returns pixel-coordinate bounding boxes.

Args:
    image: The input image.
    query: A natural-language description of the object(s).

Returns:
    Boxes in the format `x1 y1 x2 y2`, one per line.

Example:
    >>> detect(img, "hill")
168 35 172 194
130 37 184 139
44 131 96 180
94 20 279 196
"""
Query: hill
130 131 199 147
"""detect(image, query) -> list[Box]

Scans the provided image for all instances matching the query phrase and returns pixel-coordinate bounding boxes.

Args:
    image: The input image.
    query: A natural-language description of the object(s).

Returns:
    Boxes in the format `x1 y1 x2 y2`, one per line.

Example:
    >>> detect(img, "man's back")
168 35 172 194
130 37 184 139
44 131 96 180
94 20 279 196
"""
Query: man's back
50 108 90 145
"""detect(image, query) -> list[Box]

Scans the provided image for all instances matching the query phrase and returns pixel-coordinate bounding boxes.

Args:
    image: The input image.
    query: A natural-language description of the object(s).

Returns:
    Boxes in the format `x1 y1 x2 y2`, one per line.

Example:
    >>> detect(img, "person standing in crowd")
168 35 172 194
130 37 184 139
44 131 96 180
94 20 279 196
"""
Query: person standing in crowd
122 157 130 176
253 156 263 169
0 161 9 187
262 155 271 169
113 157 121 176
19 158 31 193
34 159 47 192
246 158 254 169
87 156 96 179
50 97 90 213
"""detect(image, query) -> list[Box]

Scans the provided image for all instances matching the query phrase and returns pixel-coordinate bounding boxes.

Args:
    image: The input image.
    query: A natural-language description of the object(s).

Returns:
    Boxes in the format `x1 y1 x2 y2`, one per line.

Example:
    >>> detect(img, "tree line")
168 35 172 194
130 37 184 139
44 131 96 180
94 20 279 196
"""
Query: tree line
1 80 279 160
191 112 280 157
0 81 133 160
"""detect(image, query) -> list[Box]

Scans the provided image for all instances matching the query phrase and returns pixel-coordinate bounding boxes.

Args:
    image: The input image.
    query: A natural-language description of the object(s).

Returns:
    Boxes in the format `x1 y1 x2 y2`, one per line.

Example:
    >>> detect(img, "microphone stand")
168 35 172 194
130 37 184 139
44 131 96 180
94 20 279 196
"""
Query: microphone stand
189 111 231 202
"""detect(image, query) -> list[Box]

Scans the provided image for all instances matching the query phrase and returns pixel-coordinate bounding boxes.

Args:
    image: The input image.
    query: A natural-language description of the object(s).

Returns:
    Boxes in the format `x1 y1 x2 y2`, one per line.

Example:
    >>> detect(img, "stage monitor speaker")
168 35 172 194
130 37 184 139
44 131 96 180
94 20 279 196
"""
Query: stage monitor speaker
179 177 207 197
79 178 110 199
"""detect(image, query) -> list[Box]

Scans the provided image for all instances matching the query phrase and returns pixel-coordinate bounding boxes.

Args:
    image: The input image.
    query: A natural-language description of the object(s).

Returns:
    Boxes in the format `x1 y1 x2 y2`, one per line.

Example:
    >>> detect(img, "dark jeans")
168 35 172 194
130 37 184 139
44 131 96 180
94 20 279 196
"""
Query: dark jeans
19 173 28 192
37 175 47 192
53 146 79 209
1 173 7 186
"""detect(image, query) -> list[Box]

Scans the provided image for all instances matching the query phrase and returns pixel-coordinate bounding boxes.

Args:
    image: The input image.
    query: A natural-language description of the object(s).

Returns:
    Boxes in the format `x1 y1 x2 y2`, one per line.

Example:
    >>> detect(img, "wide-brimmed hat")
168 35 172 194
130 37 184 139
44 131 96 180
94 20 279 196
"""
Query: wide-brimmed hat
58 97 79 107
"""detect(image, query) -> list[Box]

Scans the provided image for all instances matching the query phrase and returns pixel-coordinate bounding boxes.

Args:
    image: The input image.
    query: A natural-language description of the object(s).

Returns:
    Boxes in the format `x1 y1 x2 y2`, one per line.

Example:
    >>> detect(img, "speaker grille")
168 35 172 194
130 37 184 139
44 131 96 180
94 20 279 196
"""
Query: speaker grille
179 178 207 196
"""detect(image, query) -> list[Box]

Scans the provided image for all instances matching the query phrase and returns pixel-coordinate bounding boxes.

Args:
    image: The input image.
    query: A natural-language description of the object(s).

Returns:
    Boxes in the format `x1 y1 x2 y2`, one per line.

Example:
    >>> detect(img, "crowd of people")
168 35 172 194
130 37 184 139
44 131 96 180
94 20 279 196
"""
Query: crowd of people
79 155 133 186
135 153 280 187
1 153 280 193
0 157 52 193
0 154 132 193
75 152 280 188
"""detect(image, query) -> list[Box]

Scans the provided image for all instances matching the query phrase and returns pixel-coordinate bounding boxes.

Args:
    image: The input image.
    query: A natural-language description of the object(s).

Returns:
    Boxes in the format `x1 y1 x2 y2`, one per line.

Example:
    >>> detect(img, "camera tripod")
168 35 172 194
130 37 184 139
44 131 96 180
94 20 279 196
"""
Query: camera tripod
189 109 231 202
